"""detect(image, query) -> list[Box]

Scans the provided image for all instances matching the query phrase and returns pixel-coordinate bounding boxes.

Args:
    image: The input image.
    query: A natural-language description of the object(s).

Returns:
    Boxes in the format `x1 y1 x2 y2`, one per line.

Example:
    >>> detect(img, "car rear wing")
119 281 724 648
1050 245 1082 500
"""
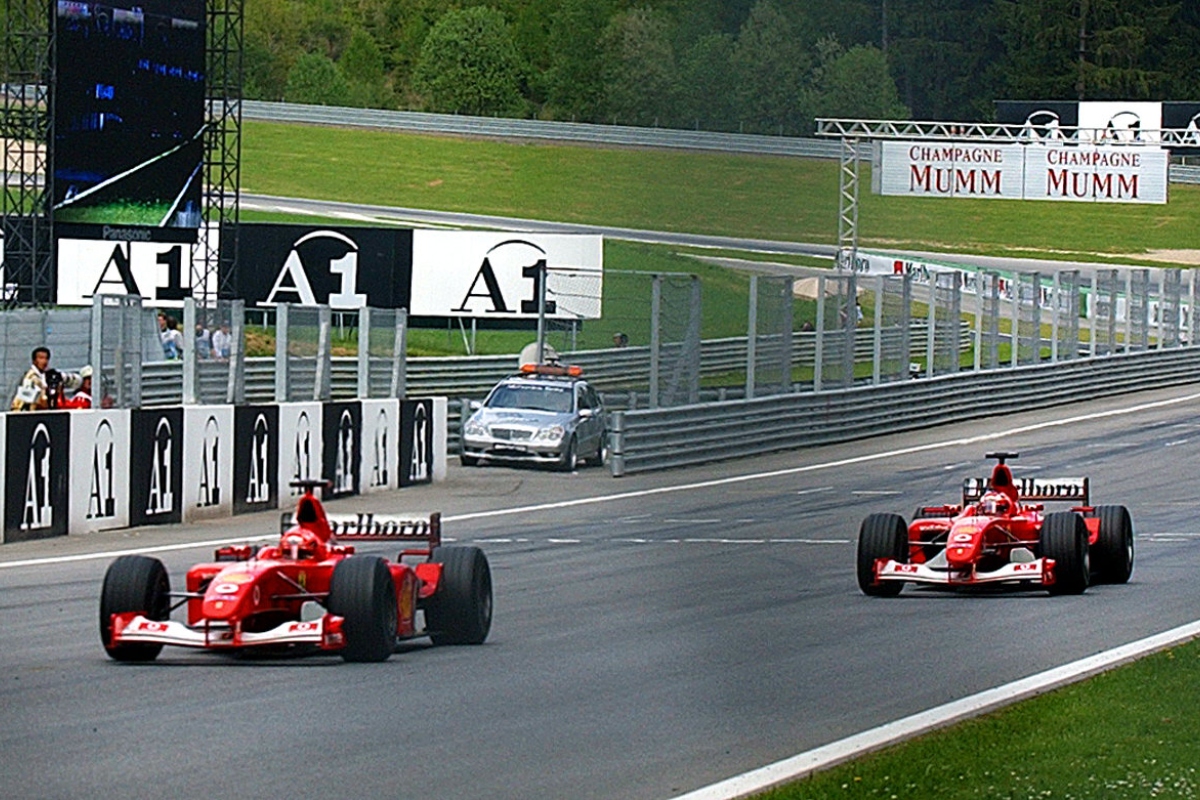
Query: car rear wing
962 477 1089 506
280 511 442 548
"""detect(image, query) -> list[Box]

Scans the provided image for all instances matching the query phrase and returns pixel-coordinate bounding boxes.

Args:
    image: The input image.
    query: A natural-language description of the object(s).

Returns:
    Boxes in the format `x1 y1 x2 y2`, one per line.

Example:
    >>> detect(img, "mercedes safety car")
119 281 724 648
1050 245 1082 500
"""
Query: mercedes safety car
100 481 492 662
856 453 1134 596
460 362 607 470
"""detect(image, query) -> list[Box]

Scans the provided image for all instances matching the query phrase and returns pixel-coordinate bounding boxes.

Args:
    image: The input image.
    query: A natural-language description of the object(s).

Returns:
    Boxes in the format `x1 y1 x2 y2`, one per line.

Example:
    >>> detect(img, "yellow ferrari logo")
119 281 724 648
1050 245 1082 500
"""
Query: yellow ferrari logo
298 572 307 590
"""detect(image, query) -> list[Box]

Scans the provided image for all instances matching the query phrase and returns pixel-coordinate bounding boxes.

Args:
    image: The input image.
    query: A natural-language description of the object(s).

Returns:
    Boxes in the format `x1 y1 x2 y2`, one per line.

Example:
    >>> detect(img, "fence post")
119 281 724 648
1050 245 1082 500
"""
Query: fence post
275 303 289 402
746 274 758 399
357 307 371 399
813 276 825 392
649 275 661 409
926 278 936 378
1090 271 1099 358
227 300 246 405
182 297 197 404
314 305 332 401
392 309 408 399
873 275 883 384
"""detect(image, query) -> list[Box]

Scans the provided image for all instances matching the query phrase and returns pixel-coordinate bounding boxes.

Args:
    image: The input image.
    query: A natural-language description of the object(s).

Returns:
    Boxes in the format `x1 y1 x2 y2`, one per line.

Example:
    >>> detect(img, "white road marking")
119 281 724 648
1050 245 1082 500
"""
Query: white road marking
1166 439 1190 447
670 620 1200 800
6 390 1200 572
795 487 834 495
851 490 902 496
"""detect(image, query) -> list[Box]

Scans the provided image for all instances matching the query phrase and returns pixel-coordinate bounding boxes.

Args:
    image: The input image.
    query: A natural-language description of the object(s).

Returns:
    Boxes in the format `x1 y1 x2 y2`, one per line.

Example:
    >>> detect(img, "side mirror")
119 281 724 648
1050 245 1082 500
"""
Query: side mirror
469 400 482 411
578 408 594 418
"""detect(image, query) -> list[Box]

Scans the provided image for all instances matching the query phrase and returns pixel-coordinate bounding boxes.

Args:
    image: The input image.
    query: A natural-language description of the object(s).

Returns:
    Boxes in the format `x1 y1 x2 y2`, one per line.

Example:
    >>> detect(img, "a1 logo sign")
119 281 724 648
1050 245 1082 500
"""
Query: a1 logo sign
264 231 366 309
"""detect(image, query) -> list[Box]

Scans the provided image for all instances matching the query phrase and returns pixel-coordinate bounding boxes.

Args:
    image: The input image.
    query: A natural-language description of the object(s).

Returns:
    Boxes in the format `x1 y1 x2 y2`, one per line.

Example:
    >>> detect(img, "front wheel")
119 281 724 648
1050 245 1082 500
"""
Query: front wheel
1041 511 1090 595
460 452 479 467
557 435 578 472
425 546 493 645
1092 505 1134 584
856 513 908 597
100 555 171 662
327 556 398 662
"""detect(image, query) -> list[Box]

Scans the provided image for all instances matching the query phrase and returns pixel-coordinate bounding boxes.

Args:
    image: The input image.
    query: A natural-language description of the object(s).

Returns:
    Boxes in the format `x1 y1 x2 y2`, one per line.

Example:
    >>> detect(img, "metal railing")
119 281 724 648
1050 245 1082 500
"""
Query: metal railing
241 100 1200 182
608 346 1200 475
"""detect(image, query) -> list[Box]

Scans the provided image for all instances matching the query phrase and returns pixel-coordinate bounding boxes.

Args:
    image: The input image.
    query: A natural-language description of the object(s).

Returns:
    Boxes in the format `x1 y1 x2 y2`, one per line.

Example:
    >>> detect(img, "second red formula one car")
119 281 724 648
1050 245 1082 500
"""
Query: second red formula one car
857 453 1134 596
100 480 492 662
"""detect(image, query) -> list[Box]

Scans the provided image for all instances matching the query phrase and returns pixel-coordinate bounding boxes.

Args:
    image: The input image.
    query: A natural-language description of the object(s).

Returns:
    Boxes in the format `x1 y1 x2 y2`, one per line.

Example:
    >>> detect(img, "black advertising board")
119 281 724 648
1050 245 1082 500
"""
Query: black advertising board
322 402 362 498
233 405 279 515
129 408 184 526
400 399 434 487
1162 102 1200 155
993 101 1080 131
224 224 413 310
5 413 71 542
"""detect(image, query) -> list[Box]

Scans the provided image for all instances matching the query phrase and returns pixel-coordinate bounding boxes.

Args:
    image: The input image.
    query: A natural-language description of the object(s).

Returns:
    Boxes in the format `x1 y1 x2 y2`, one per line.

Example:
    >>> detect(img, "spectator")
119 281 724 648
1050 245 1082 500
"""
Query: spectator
195 322 212 359
211 322 232 359
160 313 184 359
11 346 52 410
59 365 94 409
612 331 629 348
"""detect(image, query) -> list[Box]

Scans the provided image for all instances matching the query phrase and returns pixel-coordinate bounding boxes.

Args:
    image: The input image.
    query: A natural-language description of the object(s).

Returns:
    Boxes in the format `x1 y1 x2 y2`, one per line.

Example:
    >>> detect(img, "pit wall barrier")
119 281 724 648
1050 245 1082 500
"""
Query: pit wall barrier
0 398 447 545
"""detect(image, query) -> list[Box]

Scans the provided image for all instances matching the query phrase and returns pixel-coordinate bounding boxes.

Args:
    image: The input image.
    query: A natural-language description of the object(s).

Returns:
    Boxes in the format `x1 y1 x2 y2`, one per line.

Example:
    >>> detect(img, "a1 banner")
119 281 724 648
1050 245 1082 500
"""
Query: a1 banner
400 399 433 487
69 410 132 534
233 405 280 515
277 403 323 502
359 399 400 493
5 412 71 542
322 401 362 499
182 407 234 521
129 408 184 527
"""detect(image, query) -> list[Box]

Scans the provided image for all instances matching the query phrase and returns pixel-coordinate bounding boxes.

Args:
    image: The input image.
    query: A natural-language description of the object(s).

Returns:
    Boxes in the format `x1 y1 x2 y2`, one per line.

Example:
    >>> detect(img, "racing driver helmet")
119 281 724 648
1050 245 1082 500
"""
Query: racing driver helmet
280 529 323 560
979 492 1012 516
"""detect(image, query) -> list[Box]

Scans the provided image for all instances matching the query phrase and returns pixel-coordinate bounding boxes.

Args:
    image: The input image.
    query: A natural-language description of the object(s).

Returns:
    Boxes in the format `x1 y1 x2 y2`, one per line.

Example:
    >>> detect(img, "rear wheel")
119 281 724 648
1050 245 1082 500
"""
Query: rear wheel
327 556 398 662
857 513 909 597
585 431 607 467
1092 505 1134 584
425 546 493 645
99 555 170 662
1041 512 1090 595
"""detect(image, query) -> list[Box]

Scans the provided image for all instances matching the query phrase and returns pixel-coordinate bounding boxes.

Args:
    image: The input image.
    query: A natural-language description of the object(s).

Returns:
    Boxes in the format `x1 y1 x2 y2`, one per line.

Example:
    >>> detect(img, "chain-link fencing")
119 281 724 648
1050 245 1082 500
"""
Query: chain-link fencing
748 274 795 397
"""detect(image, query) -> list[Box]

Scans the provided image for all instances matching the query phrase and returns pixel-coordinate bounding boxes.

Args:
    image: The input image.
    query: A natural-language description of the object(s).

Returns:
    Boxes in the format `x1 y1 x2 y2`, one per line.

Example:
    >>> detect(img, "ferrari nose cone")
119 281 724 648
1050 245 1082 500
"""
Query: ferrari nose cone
945 527 982 569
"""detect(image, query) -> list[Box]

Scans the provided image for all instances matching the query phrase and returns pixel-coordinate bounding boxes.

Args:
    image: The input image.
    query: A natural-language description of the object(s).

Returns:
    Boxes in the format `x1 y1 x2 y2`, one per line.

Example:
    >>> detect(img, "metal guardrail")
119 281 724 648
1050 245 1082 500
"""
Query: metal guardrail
244 100 1200 182
608 346 1200 475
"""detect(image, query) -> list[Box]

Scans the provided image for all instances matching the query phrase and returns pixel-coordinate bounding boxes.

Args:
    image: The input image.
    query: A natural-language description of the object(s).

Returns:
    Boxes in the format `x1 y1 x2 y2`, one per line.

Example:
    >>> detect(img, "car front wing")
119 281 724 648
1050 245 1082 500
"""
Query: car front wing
874 558 1056 587
110 612 346 651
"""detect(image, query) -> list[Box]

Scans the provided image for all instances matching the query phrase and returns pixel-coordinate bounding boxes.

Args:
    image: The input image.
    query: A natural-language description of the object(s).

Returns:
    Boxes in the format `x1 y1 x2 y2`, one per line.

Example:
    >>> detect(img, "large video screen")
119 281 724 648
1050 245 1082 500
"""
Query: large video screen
52 1 206 230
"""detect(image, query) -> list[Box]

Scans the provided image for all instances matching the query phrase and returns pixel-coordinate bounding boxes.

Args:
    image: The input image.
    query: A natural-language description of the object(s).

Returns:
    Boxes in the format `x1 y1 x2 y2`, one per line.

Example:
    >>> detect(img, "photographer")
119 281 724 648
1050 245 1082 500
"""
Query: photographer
10 347 85 411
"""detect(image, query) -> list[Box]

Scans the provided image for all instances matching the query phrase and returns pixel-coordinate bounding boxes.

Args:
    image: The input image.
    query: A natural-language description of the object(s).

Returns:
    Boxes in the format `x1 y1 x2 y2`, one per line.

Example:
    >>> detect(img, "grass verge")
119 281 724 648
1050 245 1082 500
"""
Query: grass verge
759 637 1200 799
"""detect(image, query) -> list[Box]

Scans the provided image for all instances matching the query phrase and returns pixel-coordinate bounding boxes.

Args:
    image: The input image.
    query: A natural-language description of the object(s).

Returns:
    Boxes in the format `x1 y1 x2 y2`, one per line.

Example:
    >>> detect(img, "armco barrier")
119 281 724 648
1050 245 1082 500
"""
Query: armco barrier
608 347 1200 475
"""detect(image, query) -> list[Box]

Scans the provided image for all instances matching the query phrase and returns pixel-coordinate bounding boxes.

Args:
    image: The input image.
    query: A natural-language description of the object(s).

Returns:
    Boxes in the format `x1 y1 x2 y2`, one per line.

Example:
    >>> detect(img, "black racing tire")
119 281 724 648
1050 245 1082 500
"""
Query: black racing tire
100 555 170 662
856 513 909 597
1041 511 1090 595
425 546 493 645
327 556 398 662
460 452 479 467
557 435 578 472
1092 505 1134 584
585 431 607 467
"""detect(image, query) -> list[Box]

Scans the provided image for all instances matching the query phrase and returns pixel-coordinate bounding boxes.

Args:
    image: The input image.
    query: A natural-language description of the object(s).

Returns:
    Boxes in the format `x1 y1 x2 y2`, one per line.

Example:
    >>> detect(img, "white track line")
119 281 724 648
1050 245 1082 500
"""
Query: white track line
5 389 1200 572
670 620 1200 800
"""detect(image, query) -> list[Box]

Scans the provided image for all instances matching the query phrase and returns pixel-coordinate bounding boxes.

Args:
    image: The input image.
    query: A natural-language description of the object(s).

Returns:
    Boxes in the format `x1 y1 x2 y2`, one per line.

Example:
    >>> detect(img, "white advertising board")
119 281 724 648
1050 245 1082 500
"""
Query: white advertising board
874 141 1168 204
277 402 323 502
359 399 400 493
69 410 132 533
1076 102 1163 143
182 406 234 521
410 232 603 319
55 225 218 306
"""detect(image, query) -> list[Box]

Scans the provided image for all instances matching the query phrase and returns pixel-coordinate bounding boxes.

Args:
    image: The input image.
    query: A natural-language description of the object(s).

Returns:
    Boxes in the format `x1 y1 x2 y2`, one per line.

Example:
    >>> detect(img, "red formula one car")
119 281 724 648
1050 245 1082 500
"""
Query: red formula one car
100 481 492 662
856 453 1134 596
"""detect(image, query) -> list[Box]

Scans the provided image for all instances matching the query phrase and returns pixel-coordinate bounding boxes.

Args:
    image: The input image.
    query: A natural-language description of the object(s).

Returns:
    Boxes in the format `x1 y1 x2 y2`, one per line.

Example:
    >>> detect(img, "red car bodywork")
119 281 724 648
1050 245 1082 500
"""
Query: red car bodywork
857 453 1133 596
102 482 491 660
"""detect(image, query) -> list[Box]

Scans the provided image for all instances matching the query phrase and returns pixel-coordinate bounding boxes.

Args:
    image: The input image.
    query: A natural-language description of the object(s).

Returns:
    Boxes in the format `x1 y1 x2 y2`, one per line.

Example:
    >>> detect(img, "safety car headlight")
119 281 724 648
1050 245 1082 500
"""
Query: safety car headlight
534 424 565 442
463 419 488 437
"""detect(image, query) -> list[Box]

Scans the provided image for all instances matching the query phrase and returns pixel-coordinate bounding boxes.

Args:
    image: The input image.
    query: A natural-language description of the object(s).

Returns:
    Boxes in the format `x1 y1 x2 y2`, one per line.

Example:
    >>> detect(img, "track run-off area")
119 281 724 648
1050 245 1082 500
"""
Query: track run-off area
4 384 1200 799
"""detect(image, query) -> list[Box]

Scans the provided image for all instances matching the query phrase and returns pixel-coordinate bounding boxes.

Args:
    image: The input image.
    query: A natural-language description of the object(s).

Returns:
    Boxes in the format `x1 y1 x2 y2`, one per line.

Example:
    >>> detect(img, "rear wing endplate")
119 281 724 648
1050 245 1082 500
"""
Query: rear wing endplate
281 511 441 548
962 477 1089 506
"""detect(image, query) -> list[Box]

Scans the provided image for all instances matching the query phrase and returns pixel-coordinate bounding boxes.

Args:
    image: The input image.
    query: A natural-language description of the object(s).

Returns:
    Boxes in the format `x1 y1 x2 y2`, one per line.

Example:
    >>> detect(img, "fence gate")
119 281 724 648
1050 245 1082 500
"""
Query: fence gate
747 274 795 397
931 271 962 376
1093 269 1119 356
1159 269 1182 349
1053 271 1081 361
875 273 911 383
1129 269 1151 352
90 295 150 409
1016 272 1042 366
814 273 857 390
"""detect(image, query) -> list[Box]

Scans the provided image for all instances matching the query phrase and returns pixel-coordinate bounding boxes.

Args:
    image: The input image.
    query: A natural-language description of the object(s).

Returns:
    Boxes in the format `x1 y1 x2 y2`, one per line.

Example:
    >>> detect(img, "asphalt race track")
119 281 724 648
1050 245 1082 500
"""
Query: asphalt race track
3 384 1200 799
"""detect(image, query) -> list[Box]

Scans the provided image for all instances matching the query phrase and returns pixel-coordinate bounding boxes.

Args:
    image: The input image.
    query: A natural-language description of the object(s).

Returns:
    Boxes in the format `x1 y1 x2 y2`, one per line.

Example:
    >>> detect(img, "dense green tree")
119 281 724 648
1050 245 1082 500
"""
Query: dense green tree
599 6 679 126
543 0 612 120
812 40 908 120
412 6 526 116
283 52 352 106
340 28 393 108
731 0 814 134
676 33 738 130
